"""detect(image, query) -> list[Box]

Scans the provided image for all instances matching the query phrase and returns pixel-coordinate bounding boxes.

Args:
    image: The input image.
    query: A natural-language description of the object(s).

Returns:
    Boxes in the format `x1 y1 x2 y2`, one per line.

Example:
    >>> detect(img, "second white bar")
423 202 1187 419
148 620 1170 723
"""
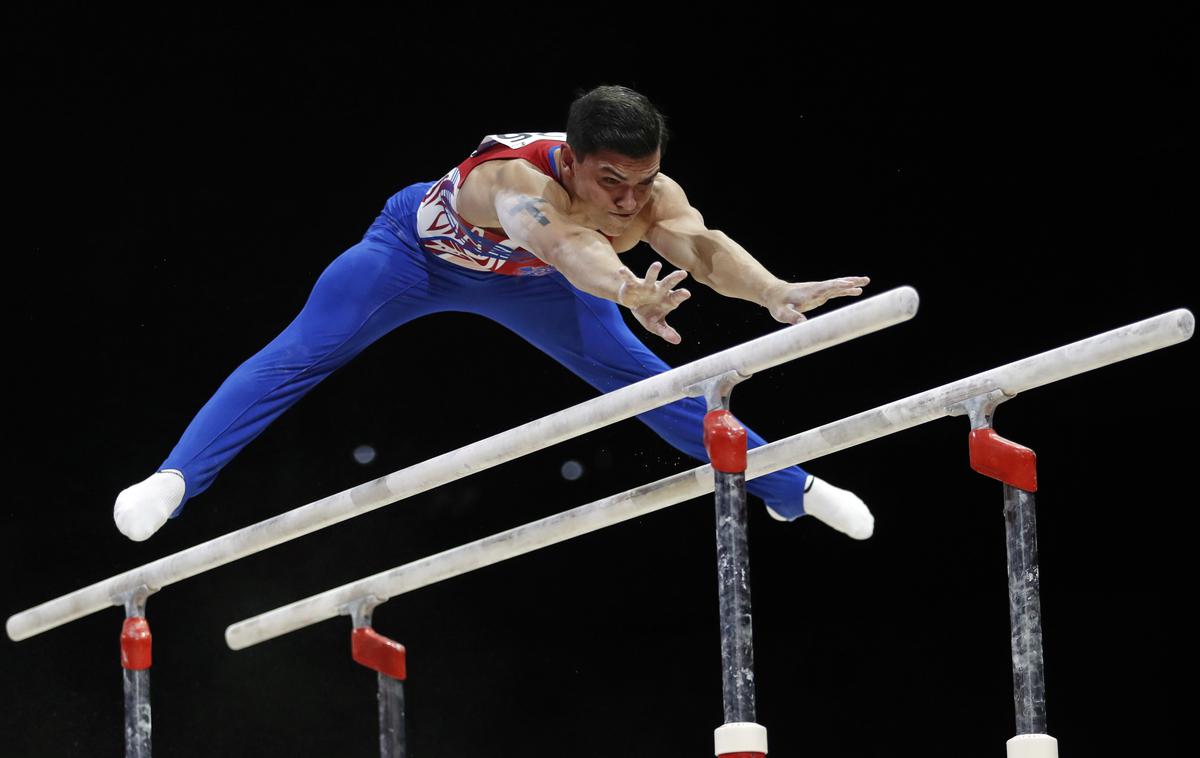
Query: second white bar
225 308 1192 651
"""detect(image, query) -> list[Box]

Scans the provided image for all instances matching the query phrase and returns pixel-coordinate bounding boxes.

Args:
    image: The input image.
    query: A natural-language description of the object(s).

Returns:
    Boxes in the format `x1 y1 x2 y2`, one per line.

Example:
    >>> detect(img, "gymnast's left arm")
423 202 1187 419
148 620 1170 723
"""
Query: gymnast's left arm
643 175 871 323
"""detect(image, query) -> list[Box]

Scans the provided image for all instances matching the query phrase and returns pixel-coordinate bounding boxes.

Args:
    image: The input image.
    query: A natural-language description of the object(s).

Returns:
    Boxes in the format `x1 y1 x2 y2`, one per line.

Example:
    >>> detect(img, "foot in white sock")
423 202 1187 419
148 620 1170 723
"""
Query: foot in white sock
766 474 874 540
113 469 186 542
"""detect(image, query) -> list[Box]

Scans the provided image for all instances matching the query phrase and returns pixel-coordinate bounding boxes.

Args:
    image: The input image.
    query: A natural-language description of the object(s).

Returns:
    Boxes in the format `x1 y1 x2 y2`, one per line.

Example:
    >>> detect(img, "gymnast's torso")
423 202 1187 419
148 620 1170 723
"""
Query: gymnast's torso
413 131 656 276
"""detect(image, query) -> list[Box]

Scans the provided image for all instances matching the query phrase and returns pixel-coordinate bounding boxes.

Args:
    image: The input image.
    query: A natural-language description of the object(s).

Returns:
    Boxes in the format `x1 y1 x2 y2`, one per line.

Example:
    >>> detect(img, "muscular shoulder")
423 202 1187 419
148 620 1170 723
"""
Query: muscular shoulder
646 173 690 218
642 172 707 242
458 158 570 228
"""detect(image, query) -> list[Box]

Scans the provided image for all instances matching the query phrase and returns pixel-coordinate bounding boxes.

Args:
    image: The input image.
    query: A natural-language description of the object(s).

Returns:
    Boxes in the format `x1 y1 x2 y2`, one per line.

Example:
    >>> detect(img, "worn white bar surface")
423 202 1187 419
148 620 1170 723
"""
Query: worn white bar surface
224 309 1192 650
7 287 919 642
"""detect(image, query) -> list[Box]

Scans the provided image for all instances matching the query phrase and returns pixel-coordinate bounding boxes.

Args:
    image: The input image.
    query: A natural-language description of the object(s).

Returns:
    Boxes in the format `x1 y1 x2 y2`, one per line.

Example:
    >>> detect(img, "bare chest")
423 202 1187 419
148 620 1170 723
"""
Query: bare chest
455 160 650 254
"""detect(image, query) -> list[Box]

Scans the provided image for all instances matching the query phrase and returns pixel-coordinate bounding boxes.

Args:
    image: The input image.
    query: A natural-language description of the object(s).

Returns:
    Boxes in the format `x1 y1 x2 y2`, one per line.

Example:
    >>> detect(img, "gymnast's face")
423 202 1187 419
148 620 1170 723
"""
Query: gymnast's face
561 146 661 236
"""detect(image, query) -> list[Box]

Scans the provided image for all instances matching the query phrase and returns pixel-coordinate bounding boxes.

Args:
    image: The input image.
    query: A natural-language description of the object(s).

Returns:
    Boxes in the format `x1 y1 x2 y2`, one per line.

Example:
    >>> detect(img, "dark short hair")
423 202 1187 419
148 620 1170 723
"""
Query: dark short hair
566 84 670 162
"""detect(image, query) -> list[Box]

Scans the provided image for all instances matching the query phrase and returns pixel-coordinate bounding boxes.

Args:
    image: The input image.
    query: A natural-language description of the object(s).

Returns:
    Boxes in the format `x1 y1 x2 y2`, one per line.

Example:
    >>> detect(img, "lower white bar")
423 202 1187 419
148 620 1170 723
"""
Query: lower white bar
225 309 1192 650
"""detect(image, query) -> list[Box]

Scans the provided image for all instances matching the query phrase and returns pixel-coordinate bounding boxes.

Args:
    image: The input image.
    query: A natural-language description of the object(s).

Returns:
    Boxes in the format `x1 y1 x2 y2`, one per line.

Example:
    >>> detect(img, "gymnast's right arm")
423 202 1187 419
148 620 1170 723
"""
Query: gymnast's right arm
492 160 691 343
493 160 630 300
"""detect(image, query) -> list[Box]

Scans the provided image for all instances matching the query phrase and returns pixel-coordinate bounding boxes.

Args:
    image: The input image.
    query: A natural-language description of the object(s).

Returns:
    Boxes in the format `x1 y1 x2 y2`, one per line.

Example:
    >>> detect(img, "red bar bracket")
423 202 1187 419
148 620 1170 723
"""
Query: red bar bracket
969 428 1038 492
121 617 152 670
704 410 747 473
719 753 766 758
352 627 407 680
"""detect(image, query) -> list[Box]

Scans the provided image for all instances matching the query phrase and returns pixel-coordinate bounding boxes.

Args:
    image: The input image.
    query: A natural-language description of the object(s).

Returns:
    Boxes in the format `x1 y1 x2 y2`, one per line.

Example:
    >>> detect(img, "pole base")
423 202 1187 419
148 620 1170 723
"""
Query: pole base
1007 733 1058 758
714 722 767 756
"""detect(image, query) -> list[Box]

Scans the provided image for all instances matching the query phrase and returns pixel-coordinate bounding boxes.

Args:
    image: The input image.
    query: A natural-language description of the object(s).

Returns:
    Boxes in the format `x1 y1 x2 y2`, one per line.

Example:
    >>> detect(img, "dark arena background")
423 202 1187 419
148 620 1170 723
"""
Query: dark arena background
5 7 1192 757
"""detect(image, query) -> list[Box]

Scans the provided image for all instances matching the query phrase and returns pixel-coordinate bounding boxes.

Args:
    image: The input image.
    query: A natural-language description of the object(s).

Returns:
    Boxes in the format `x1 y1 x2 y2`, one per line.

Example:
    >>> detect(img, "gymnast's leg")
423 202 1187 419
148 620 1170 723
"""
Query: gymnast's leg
471 272 874 539
113 230 438 540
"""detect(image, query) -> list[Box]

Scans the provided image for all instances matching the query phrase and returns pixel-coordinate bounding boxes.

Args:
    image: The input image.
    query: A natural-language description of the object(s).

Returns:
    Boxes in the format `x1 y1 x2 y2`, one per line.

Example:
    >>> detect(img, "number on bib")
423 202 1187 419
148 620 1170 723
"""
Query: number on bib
478 131 567 151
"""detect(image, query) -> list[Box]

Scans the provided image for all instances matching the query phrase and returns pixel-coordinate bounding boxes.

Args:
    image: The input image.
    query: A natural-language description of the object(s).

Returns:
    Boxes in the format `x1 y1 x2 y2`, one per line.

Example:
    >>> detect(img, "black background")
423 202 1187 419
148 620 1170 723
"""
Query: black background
4 6 1193 757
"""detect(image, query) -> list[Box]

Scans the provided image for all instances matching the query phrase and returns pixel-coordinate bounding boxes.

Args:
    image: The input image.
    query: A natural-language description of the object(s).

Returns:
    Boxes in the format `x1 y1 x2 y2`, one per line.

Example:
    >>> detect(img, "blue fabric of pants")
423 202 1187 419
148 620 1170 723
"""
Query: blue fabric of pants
159 181 811 518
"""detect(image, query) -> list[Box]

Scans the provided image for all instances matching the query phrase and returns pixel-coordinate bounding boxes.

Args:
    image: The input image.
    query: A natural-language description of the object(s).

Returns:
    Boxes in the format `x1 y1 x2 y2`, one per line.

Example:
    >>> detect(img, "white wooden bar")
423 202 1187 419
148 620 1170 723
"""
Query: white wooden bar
7 287 919 642
224 309 1192 650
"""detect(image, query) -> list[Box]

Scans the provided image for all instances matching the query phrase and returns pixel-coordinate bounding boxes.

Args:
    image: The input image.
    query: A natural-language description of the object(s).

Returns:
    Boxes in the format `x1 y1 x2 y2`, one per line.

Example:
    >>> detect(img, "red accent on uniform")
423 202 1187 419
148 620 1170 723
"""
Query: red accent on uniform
352 627 407 680
717 753 766 758
969 428 1038 492
120 617 152 671
456 138 568 197
417 134 616 276
704 410 748 473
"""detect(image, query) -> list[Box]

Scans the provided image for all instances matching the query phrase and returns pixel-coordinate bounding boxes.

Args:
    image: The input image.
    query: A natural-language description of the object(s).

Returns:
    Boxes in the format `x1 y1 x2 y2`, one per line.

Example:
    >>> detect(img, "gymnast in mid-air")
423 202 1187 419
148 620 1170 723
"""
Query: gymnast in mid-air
114 84 874 543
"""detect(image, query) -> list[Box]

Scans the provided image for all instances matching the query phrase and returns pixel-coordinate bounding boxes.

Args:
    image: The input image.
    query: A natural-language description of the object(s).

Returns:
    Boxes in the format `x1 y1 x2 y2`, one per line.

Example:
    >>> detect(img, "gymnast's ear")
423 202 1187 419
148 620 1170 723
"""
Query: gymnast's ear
560 143 578 171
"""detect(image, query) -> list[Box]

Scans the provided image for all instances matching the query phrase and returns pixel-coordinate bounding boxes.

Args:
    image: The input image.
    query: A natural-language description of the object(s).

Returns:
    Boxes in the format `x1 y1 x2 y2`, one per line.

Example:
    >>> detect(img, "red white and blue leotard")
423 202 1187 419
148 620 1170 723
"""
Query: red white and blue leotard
415 131 614 277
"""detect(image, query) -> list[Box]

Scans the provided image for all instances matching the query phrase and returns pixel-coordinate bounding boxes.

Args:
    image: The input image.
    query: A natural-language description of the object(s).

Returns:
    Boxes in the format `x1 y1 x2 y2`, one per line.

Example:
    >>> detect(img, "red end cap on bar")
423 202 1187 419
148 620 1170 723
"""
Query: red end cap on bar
352 627 407 680
704 410 748 473
969 428 1038 492
120 617 152 670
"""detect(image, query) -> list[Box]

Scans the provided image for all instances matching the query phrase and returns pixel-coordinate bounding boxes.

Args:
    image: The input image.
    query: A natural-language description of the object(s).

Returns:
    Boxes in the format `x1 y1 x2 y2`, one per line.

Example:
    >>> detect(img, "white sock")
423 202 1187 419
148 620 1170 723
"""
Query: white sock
767 474 875 540
113 469 186 542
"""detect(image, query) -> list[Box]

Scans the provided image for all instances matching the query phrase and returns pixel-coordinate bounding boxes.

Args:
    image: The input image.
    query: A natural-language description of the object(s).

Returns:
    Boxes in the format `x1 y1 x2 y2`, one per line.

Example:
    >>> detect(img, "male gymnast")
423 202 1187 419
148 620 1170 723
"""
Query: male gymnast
113 84 875 542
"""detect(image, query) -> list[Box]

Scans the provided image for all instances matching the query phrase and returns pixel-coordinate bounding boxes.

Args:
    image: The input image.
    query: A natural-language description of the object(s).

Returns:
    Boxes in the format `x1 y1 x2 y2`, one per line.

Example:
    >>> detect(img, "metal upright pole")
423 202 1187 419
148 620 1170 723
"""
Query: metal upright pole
958 393 1059 758
119 586 154 758
698 371 769 758
375 672 406 756
347 597 407 758
1003 484 1048 736
713 418 755 726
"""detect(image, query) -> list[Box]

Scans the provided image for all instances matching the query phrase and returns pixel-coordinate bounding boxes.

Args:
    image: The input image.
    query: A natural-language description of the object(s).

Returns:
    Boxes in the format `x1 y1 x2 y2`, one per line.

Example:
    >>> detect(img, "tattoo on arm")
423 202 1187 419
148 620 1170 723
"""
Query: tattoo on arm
515 197 552 226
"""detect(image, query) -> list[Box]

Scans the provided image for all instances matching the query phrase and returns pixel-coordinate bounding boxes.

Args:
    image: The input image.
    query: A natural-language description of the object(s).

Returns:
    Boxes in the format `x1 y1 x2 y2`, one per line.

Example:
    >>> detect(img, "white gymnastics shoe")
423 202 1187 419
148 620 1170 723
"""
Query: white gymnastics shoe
113 469 186 542
767 474 875 540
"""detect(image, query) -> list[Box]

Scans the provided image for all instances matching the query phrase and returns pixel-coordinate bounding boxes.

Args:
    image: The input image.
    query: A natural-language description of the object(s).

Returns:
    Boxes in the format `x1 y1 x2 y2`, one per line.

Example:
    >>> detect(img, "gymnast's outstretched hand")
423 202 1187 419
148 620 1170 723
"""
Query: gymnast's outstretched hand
617 261 691 345
764 276 871 324
113 470 186 541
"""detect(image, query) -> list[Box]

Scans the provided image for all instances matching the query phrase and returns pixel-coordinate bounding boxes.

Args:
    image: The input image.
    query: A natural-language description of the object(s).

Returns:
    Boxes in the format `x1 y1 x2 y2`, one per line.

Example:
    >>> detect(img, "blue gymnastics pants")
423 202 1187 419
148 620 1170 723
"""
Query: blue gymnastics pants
158 181 811 518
